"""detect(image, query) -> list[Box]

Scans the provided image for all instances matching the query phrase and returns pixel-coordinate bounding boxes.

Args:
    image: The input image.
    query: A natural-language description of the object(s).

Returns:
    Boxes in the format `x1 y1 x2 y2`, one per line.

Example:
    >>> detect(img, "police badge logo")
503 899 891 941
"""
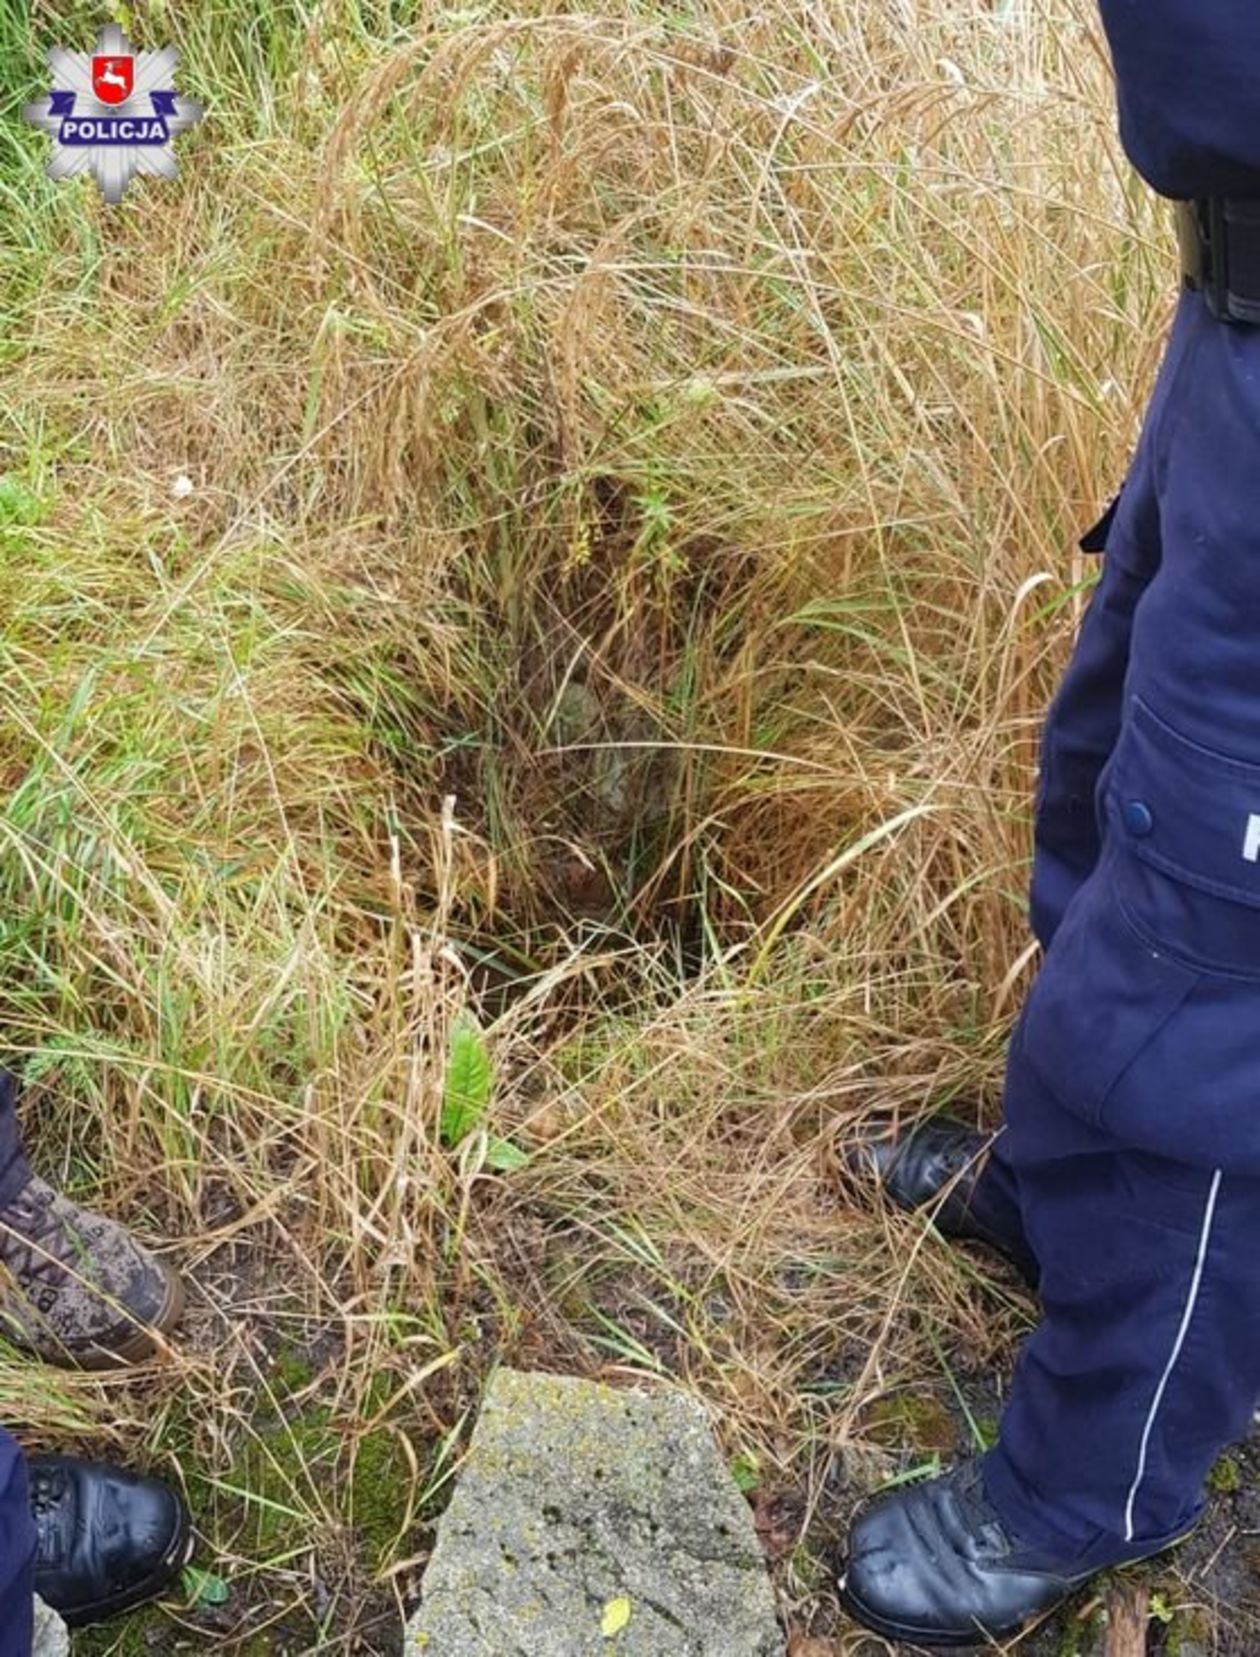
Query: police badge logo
24 25 204 204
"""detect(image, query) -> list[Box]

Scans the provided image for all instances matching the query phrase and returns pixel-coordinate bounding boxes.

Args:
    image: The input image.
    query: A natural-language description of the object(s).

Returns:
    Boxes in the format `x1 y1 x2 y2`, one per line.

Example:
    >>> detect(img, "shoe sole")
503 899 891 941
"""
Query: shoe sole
69 1260 186 1372
59 1493 195 1628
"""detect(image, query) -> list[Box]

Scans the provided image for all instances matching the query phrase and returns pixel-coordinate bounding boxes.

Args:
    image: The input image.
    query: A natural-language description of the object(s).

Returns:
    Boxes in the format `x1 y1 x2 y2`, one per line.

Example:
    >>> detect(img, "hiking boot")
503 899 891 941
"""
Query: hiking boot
844 1117 1040 1286
30 1455 193 1627
0 1176 183 1368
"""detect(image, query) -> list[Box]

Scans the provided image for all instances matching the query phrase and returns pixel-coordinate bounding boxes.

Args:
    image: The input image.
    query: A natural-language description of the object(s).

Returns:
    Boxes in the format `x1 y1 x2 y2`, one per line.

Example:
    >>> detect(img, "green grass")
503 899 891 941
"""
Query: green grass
0 0 1187 1650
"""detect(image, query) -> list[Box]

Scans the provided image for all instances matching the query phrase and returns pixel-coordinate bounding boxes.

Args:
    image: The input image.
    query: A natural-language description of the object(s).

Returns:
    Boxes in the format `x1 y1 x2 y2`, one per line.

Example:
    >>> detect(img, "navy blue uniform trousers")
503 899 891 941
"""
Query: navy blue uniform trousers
0 1450 32 1656
0 1080 40 1652
967 287 1260 1572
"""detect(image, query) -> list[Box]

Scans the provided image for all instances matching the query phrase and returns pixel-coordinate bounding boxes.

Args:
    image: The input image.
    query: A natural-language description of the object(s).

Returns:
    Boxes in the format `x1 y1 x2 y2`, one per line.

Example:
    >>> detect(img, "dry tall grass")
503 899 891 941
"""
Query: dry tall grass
1 0 1176 1650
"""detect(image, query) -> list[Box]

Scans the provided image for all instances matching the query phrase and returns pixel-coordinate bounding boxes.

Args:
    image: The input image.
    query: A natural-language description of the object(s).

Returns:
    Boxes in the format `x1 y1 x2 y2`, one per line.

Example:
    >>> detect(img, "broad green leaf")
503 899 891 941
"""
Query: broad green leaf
441 1013 493 1146
485 1136 529 1173
600 1596 632 1637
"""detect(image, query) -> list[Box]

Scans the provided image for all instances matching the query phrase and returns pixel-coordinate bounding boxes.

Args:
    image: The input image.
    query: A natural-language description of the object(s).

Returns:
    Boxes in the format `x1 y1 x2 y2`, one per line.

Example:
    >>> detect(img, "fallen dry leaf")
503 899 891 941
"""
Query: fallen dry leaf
600 1595 632 1638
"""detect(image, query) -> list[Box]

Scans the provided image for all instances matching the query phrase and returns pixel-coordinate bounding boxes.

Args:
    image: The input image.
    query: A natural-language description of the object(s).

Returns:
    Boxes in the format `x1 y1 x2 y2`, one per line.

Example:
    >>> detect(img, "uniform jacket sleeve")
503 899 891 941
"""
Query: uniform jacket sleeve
1098 0 1260 198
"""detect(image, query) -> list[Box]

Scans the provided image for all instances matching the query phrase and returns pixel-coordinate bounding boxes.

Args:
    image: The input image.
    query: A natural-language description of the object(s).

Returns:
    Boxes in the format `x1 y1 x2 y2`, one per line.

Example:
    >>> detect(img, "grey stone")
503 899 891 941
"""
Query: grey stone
33 1596 69 1657
406 1369 785 1657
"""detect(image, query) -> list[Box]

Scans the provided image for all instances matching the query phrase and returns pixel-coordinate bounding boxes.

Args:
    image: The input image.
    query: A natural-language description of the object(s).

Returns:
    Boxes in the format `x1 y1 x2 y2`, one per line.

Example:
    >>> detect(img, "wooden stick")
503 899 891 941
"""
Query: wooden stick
1103 1581 1149 1657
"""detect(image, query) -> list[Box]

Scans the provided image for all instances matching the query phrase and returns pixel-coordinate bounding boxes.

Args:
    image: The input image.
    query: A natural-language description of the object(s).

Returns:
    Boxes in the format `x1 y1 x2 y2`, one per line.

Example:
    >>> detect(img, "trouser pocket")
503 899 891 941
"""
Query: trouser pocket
1019 870 1198 1131
1104 695 1260 977
1022 696 1260 1170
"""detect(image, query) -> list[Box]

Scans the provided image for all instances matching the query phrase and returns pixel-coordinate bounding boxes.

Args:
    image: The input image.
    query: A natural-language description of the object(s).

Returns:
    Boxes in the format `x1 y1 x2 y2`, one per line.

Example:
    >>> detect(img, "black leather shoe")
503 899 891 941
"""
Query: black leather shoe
839 1462 1092 1647
30 1455 193 1627
845 1117 1039 1286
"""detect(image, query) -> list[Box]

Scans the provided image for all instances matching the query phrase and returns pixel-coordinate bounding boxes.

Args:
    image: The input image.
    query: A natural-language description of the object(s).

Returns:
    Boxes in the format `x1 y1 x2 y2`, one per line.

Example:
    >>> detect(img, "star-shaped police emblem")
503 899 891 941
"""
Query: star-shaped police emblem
24 23 204 204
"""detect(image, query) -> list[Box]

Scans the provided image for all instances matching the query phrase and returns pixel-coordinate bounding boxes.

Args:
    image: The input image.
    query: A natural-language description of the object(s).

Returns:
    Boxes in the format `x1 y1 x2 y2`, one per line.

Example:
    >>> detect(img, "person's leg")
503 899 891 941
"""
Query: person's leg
839 291 1260 1644
983 1010 1260 1569
0 1071 182 1368
982 280 1260 1568
0 1430 36 1657
0 1076 33 1212
922 297 1205 1254
971 290 1205 1243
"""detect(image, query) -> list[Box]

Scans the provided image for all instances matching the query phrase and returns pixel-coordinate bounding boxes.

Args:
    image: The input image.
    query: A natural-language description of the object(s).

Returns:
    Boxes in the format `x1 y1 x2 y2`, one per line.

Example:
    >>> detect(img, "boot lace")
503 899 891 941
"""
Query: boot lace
30 1463 70 1563
0 1182 90 1309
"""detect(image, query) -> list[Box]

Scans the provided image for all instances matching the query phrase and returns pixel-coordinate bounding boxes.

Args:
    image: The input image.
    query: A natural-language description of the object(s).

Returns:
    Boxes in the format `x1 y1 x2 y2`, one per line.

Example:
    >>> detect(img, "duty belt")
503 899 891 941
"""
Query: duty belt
1176 197 1260 325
